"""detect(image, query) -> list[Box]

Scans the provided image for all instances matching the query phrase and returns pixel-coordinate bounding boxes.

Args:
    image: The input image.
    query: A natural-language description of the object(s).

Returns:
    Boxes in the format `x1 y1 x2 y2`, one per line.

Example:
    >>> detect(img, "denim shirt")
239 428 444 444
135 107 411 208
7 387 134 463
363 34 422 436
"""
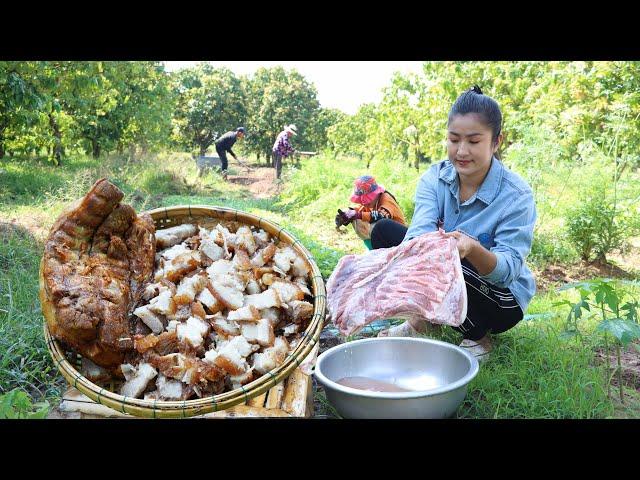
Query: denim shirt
404 157 537 313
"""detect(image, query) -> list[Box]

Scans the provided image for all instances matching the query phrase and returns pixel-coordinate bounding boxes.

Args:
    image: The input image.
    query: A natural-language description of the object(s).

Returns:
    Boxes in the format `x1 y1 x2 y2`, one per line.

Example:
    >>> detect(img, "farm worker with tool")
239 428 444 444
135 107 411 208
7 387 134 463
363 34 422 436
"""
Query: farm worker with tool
335 175 407 250
272 124 297 180
215 127 245 181
375 86 537 363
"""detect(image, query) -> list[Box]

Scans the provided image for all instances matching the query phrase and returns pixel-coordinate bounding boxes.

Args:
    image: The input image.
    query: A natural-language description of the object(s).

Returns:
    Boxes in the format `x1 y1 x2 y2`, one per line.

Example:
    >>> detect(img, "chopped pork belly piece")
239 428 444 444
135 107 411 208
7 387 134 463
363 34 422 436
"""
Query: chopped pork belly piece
159 250 201 283
159 243 190 261
240 318 275 347
215 224 236 254
233 249 252 271
174 273 208 305
206 259 234 277
166 303 193 322
196 285 223 314
261 307 281 327
250 244 277 268
245 279 261 295
167 320 179 333
243 288 281 310
270 279 305 304
291 256 311 278
261 273 275 286
176 316 210 349
252 350 283 375
273 246 298 274
120 363 158 398
199 238 224 262
227 305 260 322
213 341 250 375
191 301 207 319
135 331 178 355
251 337 290 375
156 224 198 249
293 277 312 296
229 368 254 390
133 304 165 335
287 300 315 324
210 280 244 310
252 229 271 248
228 335 259 357
203 346 220 365
156 373 184 400
234 226 258 255
283 323 300 336
148 289 176 316
209 317 240 336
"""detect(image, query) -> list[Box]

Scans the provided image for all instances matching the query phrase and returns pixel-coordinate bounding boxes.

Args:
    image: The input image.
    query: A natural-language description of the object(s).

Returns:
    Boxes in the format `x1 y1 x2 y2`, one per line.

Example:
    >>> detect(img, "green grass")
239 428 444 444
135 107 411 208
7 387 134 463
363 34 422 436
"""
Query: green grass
1 151 639 418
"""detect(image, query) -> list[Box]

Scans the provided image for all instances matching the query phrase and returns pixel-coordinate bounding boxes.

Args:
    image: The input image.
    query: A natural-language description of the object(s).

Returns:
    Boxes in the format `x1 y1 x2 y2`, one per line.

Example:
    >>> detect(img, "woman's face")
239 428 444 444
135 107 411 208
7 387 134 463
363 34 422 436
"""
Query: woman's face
447 114 502 179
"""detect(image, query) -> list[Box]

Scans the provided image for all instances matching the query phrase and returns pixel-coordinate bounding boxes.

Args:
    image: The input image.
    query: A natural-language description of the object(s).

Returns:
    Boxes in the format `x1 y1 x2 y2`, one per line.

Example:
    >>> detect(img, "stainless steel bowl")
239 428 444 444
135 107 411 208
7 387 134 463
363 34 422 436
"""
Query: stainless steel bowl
314 337 479 419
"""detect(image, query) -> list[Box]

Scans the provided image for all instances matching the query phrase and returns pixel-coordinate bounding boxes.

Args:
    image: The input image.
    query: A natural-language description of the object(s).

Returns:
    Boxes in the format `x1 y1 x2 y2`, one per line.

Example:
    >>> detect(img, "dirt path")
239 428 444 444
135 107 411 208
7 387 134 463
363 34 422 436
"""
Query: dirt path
226 160 283 199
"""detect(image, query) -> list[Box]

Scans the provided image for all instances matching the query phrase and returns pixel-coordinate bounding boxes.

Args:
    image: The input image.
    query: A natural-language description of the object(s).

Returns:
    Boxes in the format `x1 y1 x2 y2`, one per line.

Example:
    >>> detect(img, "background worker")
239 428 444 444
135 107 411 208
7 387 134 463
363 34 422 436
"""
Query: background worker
214 127 245 180
272 124 297 179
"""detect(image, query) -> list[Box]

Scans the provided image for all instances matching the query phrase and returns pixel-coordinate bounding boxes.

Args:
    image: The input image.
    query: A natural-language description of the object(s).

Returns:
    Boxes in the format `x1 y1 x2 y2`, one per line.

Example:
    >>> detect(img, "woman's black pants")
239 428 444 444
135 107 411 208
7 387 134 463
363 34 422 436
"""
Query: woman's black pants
370 218 523 340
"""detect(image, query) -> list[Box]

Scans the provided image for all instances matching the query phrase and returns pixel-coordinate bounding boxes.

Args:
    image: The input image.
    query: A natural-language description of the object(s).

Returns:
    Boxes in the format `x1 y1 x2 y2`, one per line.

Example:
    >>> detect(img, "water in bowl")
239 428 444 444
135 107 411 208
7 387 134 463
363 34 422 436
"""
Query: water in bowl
336 376 413 392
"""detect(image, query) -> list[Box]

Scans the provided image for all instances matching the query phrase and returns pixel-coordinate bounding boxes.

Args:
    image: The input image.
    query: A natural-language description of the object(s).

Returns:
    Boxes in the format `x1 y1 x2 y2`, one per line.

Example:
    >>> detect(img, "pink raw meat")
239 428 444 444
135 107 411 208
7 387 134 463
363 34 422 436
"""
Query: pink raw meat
326 230 467 336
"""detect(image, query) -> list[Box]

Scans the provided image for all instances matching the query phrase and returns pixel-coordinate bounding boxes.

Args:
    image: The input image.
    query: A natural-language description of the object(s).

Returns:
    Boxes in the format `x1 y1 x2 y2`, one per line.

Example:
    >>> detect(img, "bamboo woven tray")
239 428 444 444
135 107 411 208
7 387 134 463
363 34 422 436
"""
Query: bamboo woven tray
50 343 318 419
41 205 326 418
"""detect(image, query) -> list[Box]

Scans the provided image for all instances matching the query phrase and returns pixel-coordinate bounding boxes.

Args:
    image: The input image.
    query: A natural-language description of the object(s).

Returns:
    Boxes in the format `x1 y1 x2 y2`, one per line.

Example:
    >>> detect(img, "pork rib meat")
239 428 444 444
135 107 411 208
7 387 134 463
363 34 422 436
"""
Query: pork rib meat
326 230 467 336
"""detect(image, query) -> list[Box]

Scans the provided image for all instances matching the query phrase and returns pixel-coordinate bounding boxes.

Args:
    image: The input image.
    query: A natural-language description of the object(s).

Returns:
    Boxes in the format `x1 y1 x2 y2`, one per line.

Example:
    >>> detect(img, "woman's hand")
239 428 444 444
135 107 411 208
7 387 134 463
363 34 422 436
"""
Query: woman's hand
443 230 478 259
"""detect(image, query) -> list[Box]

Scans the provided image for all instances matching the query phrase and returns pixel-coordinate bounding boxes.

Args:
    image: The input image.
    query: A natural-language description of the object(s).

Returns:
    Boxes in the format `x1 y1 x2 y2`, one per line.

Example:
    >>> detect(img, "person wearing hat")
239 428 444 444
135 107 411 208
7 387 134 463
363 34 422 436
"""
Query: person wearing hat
335 175 407 250
214 127 246 180
272 124 297 179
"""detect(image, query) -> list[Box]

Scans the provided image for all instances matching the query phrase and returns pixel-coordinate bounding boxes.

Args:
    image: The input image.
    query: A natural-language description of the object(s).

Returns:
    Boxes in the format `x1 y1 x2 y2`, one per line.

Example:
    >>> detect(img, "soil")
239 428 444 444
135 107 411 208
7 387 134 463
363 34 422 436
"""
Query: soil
225 159 284 199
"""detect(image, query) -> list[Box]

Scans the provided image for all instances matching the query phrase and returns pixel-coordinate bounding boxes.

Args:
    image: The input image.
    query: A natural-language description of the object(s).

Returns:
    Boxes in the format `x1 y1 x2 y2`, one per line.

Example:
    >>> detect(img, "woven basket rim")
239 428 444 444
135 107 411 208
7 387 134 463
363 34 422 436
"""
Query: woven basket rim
41 204 326 418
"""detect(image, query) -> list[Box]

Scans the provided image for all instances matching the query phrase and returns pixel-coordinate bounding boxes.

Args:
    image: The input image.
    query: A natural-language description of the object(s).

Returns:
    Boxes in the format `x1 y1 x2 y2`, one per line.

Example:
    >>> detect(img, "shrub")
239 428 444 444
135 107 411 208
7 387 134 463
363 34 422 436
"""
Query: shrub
566 192 638 263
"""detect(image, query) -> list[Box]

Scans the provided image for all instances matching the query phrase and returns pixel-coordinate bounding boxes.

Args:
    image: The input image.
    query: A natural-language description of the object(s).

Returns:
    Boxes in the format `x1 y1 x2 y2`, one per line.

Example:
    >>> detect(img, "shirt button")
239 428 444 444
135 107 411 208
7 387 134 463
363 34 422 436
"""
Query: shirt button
455 209 459 214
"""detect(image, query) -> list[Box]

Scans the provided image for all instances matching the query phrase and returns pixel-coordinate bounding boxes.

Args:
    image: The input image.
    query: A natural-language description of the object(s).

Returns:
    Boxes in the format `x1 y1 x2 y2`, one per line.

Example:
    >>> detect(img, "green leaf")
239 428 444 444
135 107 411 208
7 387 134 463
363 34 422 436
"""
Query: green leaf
596 319 640 345
560 330 580 340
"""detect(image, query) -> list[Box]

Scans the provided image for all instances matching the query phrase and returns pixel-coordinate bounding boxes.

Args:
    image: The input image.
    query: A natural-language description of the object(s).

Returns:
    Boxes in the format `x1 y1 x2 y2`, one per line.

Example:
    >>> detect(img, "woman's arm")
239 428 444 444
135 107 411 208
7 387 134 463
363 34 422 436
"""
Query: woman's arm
448 193 537 287
403 166 441 242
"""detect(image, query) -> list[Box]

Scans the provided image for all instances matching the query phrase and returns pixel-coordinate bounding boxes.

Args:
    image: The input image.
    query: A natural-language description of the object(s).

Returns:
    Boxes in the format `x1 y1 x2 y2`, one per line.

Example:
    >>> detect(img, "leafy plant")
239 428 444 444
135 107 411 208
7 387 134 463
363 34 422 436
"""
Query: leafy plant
0 389 49 419
557 278 640 402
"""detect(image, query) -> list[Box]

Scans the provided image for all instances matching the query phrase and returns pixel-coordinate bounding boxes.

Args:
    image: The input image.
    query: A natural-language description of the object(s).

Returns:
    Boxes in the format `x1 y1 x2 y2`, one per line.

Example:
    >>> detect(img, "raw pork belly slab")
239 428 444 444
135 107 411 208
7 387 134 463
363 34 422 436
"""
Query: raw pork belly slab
327 230 467 336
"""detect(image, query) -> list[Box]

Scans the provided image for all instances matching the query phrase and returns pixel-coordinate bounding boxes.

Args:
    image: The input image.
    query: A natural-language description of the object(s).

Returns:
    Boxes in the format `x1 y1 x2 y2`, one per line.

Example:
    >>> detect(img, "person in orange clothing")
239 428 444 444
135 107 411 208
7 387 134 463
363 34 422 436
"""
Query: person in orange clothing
335 175 407 250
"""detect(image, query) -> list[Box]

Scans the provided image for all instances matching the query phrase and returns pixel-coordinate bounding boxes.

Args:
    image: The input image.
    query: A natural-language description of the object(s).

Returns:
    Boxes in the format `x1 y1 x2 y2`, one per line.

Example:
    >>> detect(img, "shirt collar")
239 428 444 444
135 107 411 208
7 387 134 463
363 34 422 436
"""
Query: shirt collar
439 157 503 205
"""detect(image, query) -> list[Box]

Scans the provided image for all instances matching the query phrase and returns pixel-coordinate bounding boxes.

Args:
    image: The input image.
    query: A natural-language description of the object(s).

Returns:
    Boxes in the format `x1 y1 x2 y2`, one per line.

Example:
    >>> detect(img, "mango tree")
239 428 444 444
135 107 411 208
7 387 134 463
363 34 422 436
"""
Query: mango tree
171 64 246 157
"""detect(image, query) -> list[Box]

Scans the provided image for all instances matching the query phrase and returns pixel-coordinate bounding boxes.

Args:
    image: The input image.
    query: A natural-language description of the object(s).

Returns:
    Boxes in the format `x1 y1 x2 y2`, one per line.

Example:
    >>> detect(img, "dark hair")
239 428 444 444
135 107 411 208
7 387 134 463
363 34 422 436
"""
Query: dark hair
448 85 503 146
236 127 245 133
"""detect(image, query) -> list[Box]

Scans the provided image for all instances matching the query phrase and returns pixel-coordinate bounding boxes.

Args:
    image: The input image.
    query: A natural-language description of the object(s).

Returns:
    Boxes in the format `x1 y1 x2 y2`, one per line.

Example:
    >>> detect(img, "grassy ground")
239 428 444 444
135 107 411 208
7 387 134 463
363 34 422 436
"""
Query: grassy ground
1 151 639 418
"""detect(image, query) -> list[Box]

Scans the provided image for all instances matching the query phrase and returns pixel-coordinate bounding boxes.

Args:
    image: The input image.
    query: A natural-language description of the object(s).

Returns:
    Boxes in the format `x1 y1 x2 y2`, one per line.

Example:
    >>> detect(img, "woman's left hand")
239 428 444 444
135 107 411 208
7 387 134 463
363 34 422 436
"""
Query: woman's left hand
443 230 478 259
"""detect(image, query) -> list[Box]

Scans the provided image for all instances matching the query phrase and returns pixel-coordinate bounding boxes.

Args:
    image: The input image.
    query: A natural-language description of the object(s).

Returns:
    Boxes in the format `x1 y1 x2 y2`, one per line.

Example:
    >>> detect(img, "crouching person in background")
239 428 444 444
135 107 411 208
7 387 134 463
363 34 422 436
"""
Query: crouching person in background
335 175 407 250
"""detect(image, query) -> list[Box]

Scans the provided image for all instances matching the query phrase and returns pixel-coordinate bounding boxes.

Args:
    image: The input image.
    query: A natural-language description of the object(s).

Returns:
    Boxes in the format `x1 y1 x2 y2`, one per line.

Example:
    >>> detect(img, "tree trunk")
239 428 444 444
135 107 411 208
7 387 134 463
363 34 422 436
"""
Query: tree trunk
199 144 207 157
92 138 101 158
0 143 4 159
49 112 64 165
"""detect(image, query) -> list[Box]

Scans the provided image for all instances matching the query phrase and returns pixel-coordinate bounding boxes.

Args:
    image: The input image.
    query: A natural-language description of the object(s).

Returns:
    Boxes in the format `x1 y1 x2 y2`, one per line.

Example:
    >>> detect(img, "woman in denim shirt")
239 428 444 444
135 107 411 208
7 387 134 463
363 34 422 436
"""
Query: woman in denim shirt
375 86 536 362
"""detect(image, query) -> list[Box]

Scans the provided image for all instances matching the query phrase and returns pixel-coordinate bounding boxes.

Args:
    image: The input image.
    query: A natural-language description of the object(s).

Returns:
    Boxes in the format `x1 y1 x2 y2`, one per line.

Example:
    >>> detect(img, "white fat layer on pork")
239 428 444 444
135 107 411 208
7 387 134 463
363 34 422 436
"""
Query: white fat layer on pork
199 238 224 262
227 305 260 322
148 289 176 316
156 224 197 249
133 305 165 335
243 289 281 309
240 319 275 347
120 363 158 398
176 316 210 348
160 243 191 261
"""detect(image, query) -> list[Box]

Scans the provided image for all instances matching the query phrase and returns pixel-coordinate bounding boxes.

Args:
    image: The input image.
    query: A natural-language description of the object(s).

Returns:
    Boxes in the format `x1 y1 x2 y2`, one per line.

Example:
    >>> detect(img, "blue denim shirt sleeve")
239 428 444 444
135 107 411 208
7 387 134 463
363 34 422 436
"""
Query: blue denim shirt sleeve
403 166 440 242
480 191 537 288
